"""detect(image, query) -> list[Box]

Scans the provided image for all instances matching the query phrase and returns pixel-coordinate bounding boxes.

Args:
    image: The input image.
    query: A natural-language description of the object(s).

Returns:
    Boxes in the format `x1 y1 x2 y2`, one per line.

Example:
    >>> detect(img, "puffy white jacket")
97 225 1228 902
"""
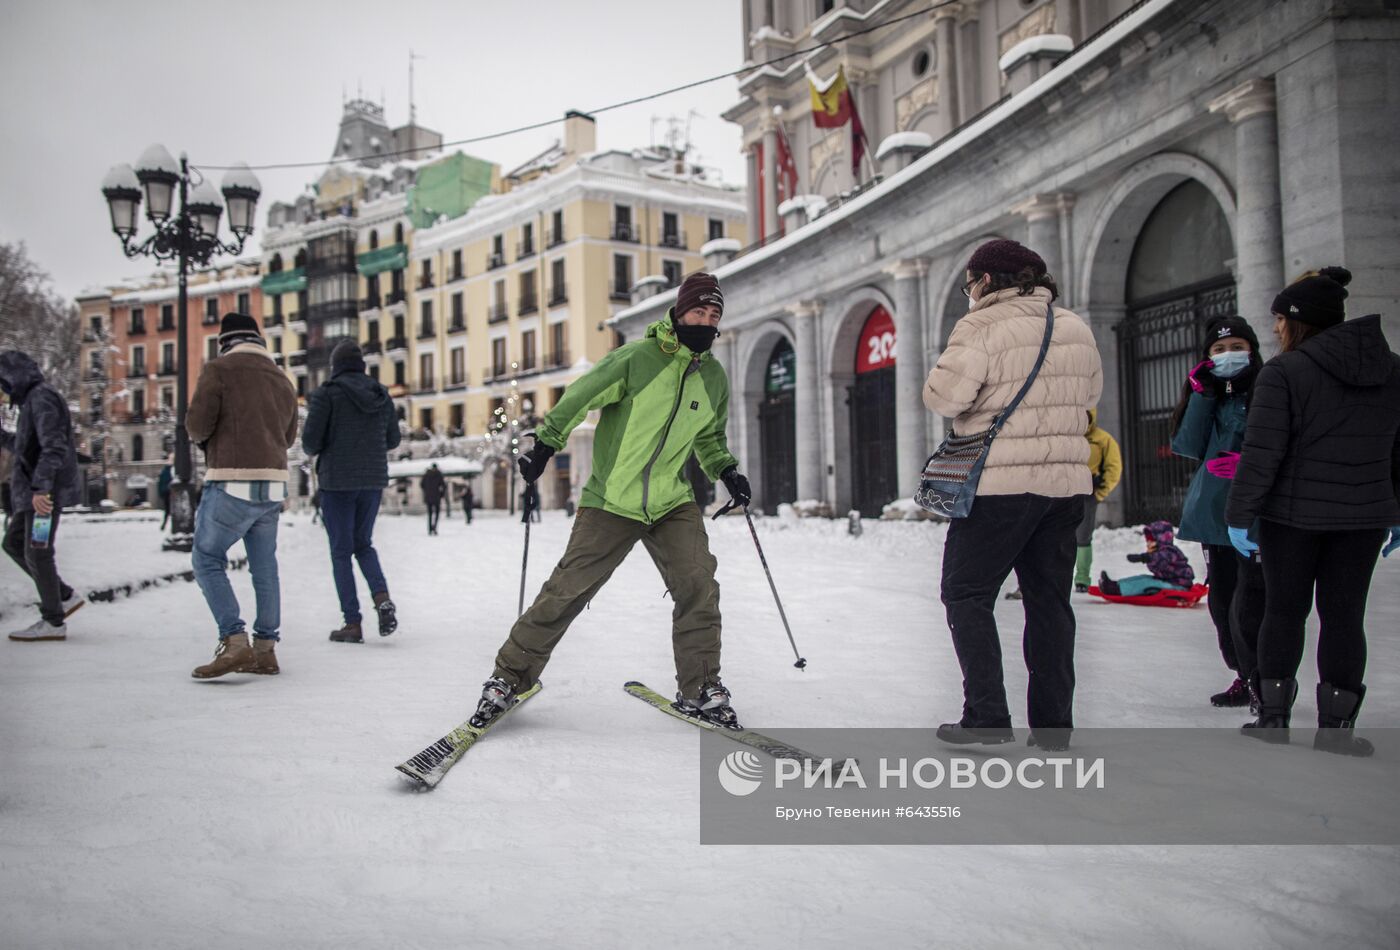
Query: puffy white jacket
923 286 1103 498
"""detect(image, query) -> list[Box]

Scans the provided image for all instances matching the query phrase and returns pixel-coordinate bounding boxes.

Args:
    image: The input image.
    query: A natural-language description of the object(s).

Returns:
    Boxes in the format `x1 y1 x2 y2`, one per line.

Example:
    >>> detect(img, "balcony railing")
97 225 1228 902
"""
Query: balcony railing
487 252 506 271
446 373 468 390
264 313 283 327
449 266 465 283
158 321 176 332
128 323 146 336
520 355 537 373
127 367 147 378
546 228 564 248
286 312 306 327
84 368 106 381
610 284 631 301
518 296 538 316
415 377 436 393
385 336 409 354
202 311 220 325
488 303 509 324
548 283 568 306
288 353 308 368
660 232 687 249
545 348 571 369
448 318 466 334
417 274 435 290
82 329 106 343
516 240 535 260
157 362 177 377
360 295 381 312
417 323 436 340
362 340 383 356
385 289 406 306
612 222 637 242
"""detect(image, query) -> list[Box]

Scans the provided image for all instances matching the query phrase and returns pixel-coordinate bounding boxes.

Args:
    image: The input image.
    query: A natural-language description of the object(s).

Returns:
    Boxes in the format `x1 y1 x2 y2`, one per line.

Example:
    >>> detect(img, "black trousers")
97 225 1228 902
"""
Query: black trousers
3 510 75 625
426 501 441 533
941 494 1084 729
1256 520 1386 691
1203 544 1266 678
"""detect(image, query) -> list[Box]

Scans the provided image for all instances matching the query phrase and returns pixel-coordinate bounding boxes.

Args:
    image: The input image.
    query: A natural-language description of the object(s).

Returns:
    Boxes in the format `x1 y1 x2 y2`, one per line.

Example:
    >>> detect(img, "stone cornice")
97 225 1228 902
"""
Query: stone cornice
1208 77 1276 123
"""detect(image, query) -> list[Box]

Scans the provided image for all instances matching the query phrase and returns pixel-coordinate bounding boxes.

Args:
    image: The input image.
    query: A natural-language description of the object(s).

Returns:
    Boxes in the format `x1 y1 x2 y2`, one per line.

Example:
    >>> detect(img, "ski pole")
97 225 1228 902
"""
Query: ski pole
715 499 807 670
517 435 537 619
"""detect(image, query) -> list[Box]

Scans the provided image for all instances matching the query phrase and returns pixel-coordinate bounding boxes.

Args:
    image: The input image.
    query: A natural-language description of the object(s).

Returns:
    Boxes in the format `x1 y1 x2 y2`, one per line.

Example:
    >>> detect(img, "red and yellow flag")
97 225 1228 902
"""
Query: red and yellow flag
809 65 852 129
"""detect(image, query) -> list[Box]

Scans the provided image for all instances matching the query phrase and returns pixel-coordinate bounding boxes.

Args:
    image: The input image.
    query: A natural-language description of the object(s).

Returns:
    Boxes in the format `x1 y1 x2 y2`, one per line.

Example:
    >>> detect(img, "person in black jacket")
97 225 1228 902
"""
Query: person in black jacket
302 341 402 642
0 351 85 640
421 464 445 536
1225 267 1400 757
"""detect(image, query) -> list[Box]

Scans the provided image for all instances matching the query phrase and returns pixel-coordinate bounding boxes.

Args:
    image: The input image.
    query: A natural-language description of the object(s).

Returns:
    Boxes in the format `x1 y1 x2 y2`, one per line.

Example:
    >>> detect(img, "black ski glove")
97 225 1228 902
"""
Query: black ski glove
517 443 555 483
1126 552 1148 564
720 467 751 508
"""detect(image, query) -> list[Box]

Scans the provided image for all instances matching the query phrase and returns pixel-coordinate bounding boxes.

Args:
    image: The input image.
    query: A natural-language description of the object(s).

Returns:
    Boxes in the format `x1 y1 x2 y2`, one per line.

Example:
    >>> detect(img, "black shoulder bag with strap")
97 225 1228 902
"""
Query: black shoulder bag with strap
913 301 1055 519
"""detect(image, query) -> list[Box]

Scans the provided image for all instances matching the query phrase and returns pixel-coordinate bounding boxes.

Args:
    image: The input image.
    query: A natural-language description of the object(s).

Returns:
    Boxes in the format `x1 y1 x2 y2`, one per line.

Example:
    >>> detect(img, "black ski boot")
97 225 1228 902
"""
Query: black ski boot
373 592 397 637
936 722 1015 745
1211 677 1251 708
1098 571 1121 596
1313 683 1374 757
1240 675 1296 745
1027 729 1071 751
675 682 742 730
468 677 517 729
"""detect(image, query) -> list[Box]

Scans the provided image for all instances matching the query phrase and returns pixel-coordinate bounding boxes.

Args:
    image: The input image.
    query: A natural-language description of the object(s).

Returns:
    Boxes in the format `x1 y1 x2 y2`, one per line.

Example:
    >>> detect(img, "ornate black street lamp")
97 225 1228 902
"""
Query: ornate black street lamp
102 146 260 551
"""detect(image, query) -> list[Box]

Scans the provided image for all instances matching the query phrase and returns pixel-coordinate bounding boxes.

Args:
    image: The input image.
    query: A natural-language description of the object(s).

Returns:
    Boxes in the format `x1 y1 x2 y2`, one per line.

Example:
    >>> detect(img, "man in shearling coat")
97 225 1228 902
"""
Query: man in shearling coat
924 239 1103 750
185 313 299 679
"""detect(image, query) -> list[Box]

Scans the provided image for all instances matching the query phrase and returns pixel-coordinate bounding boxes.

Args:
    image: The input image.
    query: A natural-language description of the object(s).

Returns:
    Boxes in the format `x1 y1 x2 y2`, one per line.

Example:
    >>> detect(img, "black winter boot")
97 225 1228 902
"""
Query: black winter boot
1240 675 1296 745
1313 683 1374 757
937 723 1015 745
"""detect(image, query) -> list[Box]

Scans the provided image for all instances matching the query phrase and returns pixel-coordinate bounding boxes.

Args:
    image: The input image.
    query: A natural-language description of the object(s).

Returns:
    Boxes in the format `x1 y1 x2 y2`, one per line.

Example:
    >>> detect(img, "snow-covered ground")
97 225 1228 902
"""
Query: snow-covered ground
2 509 1397 949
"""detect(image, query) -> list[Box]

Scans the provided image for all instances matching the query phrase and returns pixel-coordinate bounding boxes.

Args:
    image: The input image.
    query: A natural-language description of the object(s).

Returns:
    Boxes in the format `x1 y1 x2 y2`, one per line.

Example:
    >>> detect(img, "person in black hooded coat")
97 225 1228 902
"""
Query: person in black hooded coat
302 341 402 642
1225 267 1400 757
0 350 83 639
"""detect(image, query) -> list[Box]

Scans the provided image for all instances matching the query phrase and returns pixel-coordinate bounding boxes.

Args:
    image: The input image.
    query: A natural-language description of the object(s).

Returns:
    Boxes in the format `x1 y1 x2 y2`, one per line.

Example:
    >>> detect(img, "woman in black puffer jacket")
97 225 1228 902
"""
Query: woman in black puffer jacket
1226 267 1400 756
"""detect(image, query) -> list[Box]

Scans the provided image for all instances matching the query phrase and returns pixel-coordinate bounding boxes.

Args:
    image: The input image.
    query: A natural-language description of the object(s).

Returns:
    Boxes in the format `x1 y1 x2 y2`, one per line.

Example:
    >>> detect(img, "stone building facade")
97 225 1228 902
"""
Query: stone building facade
615 0 1400 525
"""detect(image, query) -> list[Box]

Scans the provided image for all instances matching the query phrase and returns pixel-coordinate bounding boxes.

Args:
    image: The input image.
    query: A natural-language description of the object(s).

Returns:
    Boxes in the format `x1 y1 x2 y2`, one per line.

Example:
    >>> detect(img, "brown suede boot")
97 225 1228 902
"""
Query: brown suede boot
250 637 280 674
192 632 255 679
330 622 363 643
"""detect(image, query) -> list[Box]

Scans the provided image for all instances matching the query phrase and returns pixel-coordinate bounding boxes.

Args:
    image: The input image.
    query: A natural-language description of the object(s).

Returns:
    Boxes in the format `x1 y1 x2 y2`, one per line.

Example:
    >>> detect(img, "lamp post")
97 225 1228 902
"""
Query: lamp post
101 147 260 551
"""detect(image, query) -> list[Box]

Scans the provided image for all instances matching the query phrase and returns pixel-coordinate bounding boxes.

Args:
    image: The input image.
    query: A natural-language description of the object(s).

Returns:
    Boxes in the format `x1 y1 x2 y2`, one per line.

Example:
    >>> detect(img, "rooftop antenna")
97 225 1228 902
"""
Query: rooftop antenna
409 49 427 126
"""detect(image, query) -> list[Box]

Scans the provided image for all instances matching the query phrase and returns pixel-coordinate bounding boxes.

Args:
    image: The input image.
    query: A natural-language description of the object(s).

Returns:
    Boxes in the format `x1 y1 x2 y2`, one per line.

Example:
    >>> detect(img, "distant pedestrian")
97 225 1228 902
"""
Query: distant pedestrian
1169 315 1266 709
463 482 474 524
184 313 298 679
395 477 410 514
421 463 445 535
302 341 401 643
157 458 173 531
310 488 322 526
923 239 1102 750
0 350 85 641
1227 267 1400 756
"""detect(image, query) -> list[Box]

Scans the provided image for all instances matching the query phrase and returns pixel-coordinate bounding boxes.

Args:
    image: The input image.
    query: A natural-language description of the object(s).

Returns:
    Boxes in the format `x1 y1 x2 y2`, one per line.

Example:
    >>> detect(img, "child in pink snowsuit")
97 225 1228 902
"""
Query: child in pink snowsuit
1100 521 1196 595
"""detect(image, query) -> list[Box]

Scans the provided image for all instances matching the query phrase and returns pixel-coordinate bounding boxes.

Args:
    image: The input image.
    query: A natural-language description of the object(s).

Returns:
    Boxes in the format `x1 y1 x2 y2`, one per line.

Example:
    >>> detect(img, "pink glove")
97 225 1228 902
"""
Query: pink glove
1206 452 1240 479
1187 359 1215 394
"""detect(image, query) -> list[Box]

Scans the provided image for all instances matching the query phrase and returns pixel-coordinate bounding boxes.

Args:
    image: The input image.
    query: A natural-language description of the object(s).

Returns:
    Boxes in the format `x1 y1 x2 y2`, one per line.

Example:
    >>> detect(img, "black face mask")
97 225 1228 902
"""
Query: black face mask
674 323 719 354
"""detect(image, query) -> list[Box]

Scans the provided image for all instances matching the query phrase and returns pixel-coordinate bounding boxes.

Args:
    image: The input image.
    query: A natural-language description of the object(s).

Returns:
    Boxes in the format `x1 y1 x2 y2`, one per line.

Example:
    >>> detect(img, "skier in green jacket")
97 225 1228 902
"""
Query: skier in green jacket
469 273 751 729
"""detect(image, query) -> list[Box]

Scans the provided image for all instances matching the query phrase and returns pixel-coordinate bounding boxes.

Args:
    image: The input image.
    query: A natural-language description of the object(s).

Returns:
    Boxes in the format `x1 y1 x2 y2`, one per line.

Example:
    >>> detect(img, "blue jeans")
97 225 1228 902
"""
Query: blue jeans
192 483 283 641
320 488 389 624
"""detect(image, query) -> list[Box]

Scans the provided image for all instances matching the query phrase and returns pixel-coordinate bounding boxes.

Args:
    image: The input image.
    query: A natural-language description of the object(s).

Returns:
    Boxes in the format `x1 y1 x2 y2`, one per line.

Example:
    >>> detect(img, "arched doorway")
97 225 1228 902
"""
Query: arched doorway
848 305 898 516
757 338 797 511
1118 180 1237 524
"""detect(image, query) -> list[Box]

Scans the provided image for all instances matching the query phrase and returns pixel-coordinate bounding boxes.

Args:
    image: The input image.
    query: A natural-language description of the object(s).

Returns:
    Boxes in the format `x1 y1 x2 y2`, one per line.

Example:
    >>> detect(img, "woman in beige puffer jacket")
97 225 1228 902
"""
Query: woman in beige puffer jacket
924 238 1103 751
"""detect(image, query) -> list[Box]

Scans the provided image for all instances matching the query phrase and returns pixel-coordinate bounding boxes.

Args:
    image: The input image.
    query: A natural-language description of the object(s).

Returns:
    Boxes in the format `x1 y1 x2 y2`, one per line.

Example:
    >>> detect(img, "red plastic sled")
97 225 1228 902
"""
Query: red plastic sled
1086 584 1209 608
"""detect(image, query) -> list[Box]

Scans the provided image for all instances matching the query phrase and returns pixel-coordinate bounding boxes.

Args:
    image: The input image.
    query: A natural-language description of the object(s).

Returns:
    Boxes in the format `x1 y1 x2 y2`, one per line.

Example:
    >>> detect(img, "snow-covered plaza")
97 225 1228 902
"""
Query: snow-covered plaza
3 509 1397 948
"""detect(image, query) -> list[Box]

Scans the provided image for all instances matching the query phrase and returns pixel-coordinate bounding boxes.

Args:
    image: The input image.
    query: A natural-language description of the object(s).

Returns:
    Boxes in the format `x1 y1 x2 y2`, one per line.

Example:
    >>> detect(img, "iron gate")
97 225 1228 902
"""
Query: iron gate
1116 278 1237 525
848 366 898 517
758 392 797 512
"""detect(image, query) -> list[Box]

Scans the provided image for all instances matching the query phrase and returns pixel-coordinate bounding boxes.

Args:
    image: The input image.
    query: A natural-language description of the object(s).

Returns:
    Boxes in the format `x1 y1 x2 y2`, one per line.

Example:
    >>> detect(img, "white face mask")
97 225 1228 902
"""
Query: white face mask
1209 351 1252 378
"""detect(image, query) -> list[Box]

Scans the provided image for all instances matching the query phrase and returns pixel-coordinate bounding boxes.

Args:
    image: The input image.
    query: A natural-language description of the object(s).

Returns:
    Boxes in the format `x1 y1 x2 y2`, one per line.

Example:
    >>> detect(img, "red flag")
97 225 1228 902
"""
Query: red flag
775 123 799 204
850 92 869 180
808 65 852 129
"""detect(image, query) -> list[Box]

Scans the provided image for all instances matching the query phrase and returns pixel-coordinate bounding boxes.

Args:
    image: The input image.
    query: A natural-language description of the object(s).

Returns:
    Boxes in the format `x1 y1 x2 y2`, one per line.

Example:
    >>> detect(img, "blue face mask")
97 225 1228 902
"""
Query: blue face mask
1209 351 1251 378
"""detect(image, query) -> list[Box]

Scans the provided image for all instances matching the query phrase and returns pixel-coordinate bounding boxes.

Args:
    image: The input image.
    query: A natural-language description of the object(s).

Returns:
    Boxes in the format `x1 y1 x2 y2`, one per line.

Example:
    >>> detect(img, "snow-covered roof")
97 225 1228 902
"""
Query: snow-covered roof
777 194 829 218
875 131 934 161
611 0 1176 328
112 273 260 305
999 34 1076 72
505 142 567 180
699 238 741 256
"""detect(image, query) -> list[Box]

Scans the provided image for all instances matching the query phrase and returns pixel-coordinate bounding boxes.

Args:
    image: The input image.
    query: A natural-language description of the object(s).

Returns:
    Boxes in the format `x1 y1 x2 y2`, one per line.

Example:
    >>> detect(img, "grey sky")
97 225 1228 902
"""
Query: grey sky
0 0 746 300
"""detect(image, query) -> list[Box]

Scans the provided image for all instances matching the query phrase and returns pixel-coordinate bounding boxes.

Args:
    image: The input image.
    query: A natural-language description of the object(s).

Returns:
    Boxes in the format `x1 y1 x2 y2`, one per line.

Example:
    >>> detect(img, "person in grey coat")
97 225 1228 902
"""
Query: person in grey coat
0 351 84 640
302 341 401 642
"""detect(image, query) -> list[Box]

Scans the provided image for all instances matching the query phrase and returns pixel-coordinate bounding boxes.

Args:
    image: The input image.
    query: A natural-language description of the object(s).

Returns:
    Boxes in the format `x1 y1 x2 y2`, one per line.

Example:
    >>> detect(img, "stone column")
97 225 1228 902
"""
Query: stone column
1209 78 1284 347
1010 192 1075 301
955 3 982 126
761 123 781 243
887 260 931 493
791 300 824 502
933 4 961 134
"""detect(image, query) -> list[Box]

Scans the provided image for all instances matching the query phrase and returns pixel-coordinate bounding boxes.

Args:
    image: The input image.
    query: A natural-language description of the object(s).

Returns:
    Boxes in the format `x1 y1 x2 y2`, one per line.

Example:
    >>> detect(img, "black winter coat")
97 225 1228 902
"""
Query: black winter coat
0 351 81 512
1226 315 1400 531
421 467 446 504
301 369 401 491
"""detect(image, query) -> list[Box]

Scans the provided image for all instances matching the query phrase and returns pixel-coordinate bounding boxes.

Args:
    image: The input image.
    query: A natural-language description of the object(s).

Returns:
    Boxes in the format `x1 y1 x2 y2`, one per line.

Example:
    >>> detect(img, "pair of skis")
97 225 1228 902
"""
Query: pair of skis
394 681 833 790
